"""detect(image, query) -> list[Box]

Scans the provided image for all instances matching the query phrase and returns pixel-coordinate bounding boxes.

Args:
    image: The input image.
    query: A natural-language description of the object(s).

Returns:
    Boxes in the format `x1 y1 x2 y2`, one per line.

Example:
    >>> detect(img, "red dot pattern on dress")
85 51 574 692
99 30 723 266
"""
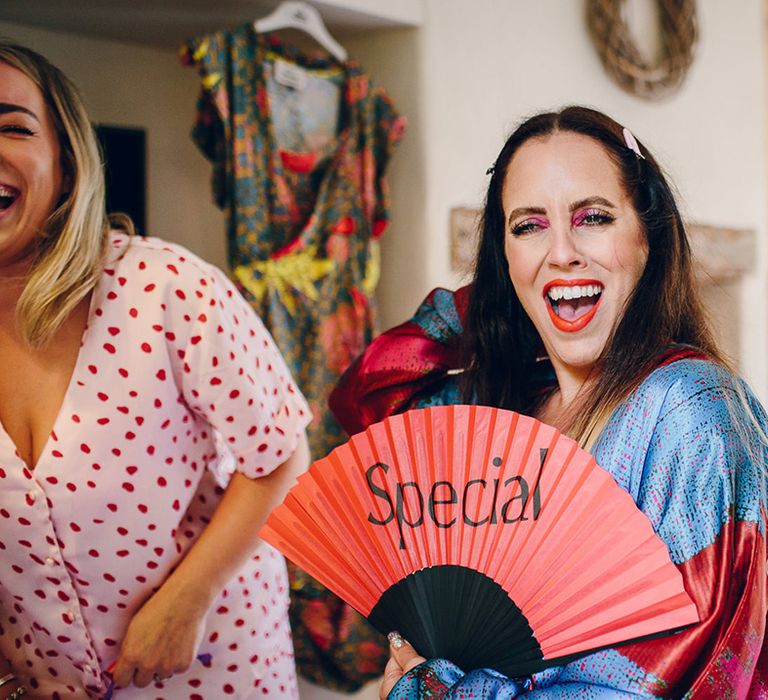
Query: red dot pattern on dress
0 235 309 698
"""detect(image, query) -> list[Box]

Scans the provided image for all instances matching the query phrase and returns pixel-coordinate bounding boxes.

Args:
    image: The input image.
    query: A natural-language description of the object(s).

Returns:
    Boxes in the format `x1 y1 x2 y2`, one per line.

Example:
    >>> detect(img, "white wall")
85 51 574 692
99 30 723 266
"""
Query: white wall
349 0 768 400
0 20 229 271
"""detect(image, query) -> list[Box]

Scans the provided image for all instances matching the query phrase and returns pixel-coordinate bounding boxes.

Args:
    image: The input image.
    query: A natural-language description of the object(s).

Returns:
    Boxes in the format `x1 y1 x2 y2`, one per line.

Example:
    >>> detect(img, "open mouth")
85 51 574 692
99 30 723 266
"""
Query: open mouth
544 282 604 332
546 283 602 321
0 185 19 212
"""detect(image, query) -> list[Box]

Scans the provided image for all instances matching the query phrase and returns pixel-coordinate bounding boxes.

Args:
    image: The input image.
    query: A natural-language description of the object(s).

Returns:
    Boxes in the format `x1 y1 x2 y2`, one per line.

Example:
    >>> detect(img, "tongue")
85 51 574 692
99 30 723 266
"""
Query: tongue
556 297 596 322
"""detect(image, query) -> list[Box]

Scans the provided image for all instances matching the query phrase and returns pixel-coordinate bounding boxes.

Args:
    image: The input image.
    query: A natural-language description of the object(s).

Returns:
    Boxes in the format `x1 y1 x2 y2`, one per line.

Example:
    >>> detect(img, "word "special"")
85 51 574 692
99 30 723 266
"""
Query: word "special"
365 450 546 549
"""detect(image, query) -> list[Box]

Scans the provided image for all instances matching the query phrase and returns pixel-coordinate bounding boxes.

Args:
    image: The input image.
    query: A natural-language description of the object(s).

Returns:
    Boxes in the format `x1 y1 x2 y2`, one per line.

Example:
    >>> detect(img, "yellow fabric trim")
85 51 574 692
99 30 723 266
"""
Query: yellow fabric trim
233 246 335 315
202 72 222 90
192 38 209 62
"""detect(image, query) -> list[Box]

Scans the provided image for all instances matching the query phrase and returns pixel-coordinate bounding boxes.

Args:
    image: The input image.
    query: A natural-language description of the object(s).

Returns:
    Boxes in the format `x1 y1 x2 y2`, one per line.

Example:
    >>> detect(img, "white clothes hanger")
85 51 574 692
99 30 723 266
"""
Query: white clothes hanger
254 1 348 62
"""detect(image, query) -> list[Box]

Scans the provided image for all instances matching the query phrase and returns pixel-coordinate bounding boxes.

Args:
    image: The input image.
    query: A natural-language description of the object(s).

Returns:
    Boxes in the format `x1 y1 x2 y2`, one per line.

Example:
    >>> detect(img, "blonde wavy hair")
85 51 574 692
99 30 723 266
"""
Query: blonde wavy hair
1 42 132 347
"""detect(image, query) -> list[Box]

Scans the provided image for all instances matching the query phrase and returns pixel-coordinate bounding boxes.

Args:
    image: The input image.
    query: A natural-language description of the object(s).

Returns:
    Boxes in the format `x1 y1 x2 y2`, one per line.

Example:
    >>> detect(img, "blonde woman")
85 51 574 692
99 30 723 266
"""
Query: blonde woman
0 42 310 698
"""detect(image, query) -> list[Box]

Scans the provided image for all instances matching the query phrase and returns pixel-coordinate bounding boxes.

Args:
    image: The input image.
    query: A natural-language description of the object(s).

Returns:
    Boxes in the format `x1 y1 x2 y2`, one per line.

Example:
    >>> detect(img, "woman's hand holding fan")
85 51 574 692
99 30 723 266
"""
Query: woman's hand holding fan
260 405 699 677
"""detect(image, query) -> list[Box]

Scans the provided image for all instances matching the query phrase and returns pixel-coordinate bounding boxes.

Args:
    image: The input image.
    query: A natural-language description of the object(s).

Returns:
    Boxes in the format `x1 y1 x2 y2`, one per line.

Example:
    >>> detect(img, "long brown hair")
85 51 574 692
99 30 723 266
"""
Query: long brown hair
461 106 724 444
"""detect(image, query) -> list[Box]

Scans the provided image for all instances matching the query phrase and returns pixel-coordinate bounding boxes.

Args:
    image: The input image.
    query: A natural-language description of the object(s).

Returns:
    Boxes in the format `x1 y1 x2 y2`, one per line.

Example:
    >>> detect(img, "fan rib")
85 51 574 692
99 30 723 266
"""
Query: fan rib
405 410 435 570
261 506 376 611
303 455 390 589
541 592 699 657
362 420 414 582
538 568 697 645
480 411 526 582
462 405 489 572
491 430 578 594
530 533 679 633
345 436 404 588
381 415 422 573
324 451 398 590
521 477 633 614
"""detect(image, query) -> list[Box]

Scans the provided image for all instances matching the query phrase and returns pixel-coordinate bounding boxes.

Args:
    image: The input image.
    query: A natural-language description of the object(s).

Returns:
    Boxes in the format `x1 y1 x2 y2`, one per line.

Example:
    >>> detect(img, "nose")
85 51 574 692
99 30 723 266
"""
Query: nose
546 220 586 270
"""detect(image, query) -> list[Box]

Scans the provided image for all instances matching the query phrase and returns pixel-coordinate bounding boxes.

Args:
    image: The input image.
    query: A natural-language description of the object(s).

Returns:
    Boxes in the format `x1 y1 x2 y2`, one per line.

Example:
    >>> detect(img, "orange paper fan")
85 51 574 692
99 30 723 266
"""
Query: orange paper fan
260 405 698 676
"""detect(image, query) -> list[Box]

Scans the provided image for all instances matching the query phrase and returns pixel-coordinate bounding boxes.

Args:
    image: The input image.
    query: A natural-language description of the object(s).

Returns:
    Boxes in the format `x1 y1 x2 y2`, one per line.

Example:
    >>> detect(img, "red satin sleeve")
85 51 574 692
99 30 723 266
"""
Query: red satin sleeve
329 286 470 435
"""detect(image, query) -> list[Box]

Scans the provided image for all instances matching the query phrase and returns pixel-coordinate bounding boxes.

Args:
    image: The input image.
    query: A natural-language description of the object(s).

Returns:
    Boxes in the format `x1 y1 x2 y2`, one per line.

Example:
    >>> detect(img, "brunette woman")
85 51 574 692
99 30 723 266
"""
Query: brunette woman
330 107 768 699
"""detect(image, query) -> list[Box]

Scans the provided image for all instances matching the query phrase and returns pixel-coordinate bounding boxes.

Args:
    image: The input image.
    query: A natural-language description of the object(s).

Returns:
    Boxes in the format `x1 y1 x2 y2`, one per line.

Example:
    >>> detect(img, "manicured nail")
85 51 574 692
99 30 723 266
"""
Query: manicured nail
388 631 405 649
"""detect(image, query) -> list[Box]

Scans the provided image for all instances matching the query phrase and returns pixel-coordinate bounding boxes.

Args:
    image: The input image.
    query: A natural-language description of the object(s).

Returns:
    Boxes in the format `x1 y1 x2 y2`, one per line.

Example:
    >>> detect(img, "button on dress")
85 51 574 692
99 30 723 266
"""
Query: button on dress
0 233 311 698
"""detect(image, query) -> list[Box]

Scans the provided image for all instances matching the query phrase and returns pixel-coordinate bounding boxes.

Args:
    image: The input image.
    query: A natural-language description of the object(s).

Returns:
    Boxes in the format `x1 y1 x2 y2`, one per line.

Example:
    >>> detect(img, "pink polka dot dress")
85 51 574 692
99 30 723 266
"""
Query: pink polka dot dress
0 234 311 698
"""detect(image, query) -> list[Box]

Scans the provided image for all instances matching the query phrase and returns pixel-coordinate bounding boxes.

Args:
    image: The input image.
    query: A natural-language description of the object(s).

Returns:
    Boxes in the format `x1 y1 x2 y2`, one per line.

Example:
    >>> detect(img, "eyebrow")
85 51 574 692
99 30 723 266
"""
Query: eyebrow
569 196 616 212
506 196 617 229
0 102 39 121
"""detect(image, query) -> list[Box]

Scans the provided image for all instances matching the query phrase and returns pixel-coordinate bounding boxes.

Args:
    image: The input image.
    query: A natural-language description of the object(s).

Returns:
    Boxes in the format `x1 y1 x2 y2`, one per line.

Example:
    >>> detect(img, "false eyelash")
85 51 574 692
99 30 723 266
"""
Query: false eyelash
0 125 35 136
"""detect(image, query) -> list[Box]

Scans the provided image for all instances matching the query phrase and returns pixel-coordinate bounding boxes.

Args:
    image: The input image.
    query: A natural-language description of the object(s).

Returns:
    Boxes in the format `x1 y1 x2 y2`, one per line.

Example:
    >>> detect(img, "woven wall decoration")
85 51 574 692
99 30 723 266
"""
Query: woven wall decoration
586 0 698 100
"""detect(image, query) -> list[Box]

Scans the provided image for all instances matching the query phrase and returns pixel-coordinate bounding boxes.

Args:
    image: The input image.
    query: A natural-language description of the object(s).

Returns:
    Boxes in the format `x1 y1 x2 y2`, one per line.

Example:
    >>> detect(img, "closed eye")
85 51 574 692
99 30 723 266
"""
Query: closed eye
0 124 35 136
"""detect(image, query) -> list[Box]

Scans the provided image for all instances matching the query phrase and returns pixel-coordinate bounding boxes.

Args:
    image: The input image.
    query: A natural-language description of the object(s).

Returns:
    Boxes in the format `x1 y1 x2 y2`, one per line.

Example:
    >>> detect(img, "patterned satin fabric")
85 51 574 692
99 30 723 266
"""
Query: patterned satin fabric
329 286 470 434
330 287 768 698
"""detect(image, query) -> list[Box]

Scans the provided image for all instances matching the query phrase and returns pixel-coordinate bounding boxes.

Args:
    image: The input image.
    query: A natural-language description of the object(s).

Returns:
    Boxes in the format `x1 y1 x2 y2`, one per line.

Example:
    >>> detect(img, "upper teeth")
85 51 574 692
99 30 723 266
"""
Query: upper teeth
0 185 17 198
547 284 602 301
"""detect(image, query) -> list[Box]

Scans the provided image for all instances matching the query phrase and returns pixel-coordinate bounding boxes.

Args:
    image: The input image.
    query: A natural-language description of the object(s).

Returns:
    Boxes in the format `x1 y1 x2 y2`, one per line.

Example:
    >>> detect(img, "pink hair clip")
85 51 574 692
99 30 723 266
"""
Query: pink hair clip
622 127 645 160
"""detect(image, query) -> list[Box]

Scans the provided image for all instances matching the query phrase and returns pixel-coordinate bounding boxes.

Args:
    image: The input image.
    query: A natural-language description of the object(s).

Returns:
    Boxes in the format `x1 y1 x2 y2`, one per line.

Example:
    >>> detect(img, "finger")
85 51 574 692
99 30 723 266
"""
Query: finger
172 654 196 675
133 667 156 688
110 657 136 689
387 631 425 674
380 655 404 699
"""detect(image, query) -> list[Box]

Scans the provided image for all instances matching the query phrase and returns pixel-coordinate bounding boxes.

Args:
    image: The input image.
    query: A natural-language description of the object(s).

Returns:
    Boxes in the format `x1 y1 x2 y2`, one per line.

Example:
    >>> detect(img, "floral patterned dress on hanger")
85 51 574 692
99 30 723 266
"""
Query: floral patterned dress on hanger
181 25 405 461
181 24 406 691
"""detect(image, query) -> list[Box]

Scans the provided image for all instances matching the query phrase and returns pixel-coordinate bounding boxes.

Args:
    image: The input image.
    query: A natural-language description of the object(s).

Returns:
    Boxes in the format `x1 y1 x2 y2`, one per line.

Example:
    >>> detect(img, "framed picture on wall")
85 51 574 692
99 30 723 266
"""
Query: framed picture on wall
449 206 481 275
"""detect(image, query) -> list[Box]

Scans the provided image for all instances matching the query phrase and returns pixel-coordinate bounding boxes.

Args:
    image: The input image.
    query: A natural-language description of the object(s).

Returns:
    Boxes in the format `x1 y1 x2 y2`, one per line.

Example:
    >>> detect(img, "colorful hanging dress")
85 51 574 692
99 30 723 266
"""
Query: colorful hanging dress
181 24 406 691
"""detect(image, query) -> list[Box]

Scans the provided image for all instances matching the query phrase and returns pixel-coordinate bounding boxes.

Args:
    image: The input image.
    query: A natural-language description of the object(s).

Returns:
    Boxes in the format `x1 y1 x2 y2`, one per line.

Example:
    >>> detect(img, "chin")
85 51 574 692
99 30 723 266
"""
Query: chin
550 344 604 374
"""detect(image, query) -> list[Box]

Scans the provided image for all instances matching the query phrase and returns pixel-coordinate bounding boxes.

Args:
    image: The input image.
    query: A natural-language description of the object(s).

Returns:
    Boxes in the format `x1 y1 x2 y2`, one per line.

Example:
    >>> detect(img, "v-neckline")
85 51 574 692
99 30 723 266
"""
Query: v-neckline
251 28 353 240
0 284 99 472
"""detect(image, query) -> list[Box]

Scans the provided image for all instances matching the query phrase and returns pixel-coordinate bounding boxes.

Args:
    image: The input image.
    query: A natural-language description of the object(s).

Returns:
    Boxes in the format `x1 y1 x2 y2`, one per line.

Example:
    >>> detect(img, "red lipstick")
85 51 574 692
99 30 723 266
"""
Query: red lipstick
542 279 603 333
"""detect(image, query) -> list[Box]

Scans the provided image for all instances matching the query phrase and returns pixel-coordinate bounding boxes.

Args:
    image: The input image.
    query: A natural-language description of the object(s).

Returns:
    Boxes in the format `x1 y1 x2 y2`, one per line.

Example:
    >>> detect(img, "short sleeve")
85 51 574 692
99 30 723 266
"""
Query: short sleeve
370 85 406 238
347 70 406 239
180 31 230 208
161 251 311 483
